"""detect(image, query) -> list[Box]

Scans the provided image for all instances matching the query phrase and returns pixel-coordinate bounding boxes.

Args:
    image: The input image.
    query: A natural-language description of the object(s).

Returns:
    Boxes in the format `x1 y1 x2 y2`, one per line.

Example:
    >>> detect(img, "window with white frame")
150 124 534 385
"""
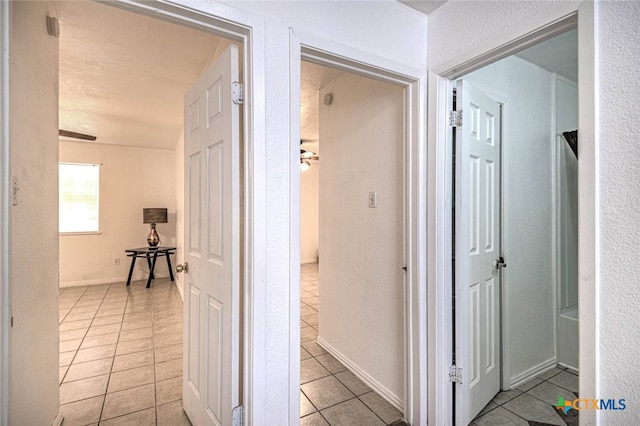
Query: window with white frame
59 163 100 233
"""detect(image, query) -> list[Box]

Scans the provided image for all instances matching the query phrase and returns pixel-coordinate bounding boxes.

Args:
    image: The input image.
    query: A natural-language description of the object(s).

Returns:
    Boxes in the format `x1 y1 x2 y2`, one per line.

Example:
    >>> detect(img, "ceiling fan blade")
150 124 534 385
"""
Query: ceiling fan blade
59 129 97 141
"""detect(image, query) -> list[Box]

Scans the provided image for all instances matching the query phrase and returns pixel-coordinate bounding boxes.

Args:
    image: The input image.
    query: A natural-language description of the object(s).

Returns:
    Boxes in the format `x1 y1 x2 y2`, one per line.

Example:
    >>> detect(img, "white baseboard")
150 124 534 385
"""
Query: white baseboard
316 336 403 412
52 408 63 426
59 273 170 288
301 258 318 264
558 362 579 374
176 277 185 301
509 357 557 389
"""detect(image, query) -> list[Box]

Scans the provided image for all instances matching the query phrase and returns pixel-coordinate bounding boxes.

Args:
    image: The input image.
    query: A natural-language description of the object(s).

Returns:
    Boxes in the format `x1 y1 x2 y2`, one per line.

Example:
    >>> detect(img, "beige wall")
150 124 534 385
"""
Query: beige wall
59 141 176 286
318 72 405 406
300 163 319 263
9 1 61 423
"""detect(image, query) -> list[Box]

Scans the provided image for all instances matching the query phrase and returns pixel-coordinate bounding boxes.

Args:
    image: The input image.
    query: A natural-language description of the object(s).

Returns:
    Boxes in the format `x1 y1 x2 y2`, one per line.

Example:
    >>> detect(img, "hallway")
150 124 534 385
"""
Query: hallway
299 263 405 425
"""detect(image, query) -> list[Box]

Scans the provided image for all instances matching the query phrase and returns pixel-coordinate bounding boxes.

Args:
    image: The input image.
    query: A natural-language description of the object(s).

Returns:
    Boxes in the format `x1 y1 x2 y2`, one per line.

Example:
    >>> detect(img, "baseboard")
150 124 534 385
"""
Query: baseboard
59 273 170 288
52 408 63 426
558 362 578 374
176 277 185 301
509 357 557 389
301 258 318 265
316 336 403 411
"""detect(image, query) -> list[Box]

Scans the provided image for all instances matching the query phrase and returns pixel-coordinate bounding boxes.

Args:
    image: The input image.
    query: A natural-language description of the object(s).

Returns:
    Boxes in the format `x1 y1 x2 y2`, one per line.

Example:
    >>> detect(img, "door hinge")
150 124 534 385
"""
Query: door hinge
232 82 244 105
449 110 463 127
232 405 243 426
449 364 463 383
10 316 13 327
496 256 507 269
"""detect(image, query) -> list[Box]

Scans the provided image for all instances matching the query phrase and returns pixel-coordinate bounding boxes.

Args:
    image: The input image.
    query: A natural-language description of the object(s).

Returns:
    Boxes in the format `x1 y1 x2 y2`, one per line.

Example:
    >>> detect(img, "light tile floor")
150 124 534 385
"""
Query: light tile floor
59 268 578 426
58 277 191 425
472 366 579 426
300 263 406 426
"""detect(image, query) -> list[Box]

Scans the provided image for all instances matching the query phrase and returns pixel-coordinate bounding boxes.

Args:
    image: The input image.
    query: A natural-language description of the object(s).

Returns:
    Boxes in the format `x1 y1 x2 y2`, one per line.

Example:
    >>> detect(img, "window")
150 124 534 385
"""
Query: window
59 163 100 233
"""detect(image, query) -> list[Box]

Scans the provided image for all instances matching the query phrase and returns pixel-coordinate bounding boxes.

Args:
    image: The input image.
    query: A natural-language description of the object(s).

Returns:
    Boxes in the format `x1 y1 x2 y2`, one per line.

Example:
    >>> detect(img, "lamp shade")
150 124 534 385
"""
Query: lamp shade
143 208 168 224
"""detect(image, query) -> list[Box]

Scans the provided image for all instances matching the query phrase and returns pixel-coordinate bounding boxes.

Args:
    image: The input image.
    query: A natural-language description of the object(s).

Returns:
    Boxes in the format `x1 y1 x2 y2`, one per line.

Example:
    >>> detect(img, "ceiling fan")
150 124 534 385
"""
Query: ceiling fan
59 129 97 141
300 139 318 172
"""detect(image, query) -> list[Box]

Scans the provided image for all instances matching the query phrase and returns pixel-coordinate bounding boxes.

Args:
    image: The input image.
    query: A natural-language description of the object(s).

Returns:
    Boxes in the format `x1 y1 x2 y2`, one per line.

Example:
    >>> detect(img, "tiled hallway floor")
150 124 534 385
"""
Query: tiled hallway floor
58 269 578 426
299 263 406 426
471 366 579 426
58 278 191 425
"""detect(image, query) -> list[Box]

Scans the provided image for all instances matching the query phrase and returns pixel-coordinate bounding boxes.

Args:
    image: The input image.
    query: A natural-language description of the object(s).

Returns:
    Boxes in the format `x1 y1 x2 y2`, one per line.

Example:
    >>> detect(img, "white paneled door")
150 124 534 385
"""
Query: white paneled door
183 44 241 426
455 79 502 425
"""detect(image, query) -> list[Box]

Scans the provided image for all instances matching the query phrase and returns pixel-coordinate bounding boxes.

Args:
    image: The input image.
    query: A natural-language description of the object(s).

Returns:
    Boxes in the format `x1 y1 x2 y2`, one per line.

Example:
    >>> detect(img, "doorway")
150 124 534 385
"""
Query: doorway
452 27 579 425
51 1 250 424
298 60 406 424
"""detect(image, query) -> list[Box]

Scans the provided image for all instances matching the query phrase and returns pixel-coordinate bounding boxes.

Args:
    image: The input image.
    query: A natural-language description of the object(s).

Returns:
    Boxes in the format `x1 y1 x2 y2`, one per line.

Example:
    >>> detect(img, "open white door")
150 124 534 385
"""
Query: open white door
455 79 502 424
183 44 241 426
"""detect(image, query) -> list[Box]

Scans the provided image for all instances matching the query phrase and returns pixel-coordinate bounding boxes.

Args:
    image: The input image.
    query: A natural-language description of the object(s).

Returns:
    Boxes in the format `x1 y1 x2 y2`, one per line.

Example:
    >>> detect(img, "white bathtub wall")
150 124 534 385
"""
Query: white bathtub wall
555 75 579 370
556 76 579 309
558 313 579 371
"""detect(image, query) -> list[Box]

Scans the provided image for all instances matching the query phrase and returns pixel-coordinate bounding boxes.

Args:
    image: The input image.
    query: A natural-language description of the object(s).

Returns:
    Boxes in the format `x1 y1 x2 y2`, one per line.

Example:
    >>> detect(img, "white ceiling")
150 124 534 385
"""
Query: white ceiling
397 0 448 15
300 61 344 153
58 1 341 152
58 1 227 150
59 1 573 153
516 28 578 82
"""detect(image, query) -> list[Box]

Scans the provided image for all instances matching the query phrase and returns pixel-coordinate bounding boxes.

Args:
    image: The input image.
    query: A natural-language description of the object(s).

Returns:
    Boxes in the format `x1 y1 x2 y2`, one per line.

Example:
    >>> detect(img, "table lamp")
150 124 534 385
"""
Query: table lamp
143 208 167 247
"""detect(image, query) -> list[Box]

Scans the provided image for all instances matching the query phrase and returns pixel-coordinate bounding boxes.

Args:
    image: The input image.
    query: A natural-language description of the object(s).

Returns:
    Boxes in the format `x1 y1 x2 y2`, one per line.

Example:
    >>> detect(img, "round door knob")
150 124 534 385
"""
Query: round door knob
176 262 189 273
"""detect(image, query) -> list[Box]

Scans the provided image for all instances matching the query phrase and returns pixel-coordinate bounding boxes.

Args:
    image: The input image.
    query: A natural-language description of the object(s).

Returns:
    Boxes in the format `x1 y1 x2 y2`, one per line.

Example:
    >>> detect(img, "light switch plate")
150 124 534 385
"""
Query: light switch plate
368 191 377 208
12 176 19 206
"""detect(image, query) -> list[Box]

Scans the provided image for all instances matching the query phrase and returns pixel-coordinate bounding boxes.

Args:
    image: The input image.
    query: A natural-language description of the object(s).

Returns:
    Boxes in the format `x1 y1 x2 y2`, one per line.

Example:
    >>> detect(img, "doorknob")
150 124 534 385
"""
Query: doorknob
176 262 189 273
495 257 507 269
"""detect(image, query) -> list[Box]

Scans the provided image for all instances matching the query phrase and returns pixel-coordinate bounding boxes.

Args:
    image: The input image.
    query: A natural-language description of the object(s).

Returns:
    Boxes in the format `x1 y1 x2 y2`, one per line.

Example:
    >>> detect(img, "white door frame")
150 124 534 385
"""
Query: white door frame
0 0 267 423
289 29 428 424
427 2 597 425
0 1 9 424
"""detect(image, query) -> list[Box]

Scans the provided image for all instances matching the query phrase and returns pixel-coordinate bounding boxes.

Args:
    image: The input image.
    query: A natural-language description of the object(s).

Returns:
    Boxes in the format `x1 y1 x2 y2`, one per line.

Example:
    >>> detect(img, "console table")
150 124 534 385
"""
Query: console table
125 246 176 288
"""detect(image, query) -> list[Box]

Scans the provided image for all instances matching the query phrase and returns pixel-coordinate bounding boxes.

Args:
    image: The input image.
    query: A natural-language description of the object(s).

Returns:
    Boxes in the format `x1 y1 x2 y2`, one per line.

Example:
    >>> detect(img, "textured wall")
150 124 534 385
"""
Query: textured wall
9 1 61 423
597 1 640 423
319 72 404 402
430 0 640 422
427 0 565 69
200 1 427 421
59 141 176 286
6 0 428 422
465 56 555 384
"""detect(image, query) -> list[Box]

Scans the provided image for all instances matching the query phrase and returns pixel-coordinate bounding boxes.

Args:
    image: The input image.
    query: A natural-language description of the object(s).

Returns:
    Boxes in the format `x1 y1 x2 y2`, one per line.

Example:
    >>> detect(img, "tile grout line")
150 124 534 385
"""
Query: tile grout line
58 286 89 385
61 285 110 401
152 281 159 426
98 282 129 423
